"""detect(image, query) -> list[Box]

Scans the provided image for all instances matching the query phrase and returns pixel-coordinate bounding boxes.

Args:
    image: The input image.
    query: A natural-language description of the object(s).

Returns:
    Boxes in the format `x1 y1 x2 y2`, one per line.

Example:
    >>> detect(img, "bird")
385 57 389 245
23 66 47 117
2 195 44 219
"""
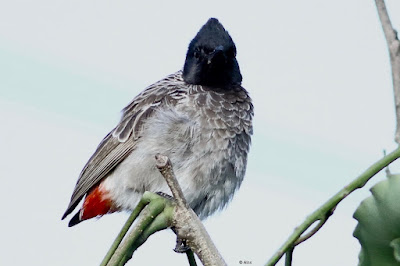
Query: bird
62 18 253 227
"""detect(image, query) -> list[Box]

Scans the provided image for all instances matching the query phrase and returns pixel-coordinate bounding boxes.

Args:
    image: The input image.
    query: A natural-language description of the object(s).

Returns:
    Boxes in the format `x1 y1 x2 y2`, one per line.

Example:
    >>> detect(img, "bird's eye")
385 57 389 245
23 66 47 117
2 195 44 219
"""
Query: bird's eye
203 48 213 55
194 47 201 59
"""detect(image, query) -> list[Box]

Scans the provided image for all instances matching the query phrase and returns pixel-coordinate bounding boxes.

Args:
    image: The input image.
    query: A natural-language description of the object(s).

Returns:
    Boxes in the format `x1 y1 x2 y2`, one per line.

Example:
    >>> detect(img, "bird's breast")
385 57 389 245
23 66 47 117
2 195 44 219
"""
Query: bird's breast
103 85 253 218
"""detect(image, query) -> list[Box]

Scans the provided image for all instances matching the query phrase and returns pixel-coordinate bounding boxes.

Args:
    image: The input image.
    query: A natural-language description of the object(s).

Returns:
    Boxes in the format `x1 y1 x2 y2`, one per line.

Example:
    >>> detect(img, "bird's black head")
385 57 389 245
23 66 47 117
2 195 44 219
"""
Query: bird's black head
183 18 242 88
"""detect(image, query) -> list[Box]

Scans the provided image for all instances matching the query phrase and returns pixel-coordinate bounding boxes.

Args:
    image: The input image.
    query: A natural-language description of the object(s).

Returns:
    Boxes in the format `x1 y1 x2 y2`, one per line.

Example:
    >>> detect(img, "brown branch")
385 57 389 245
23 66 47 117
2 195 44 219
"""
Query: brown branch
155 154 227 266
375 0 400 144
155 154 188 208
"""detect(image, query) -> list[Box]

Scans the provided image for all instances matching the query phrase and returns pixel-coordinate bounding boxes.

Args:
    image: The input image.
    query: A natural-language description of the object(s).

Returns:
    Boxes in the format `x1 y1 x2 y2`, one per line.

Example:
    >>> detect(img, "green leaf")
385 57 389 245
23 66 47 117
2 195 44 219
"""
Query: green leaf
353 175 400 266
390 239 400 262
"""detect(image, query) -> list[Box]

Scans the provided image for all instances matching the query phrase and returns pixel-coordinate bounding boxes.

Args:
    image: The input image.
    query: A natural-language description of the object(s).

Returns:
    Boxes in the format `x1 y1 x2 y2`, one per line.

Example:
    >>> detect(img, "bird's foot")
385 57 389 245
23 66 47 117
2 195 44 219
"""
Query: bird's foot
174 237 190 253
156 191 175 201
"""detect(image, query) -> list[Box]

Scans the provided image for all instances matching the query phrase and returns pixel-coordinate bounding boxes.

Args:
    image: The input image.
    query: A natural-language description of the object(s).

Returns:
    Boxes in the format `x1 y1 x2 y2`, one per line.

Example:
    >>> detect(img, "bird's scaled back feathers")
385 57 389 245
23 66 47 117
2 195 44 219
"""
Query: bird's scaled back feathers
62 18 253 225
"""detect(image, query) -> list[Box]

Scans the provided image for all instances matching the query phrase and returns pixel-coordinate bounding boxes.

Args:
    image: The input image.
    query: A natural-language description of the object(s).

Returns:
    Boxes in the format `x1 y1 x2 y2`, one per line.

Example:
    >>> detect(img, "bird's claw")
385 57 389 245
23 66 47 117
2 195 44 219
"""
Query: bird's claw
156 191 175 201
174 237 190 253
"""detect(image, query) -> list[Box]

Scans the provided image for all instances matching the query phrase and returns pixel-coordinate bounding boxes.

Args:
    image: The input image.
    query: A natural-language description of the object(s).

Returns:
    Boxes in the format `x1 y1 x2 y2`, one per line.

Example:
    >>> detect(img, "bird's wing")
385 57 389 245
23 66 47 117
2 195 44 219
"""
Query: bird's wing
62 71 186 219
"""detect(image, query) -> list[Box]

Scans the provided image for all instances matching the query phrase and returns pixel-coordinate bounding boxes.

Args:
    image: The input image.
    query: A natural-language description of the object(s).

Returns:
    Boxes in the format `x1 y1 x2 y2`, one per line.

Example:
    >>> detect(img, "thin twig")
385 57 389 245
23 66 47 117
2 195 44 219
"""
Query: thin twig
186 249 198 266
294 209 332 246
266 147 400 265
375 0 400 144
155 154 227 266
155 154 188 208
383 150 393 177
103 192 172 266
100 199 151 266
107 197 167 265
284 247 294 266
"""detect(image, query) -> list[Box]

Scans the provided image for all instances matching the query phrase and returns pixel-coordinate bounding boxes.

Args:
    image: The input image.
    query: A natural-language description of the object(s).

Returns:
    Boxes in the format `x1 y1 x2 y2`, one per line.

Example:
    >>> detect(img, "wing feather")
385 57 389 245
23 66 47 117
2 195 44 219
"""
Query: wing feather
62 71 185 219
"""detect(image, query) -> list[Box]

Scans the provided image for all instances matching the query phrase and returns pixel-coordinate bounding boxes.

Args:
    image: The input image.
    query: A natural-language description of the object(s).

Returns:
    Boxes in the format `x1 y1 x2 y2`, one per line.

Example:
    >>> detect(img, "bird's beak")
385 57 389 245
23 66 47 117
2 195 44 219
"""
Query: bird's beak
207 45 225 64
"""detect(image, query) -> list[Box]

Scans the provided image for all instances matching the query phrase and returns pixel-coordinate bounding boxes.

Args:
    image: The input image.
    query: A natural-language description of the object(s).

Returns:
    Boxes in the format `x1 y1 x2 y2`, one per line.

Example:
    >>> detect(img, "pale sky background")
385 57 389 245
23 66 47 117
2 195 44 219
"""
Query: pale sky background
1 1 400 265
